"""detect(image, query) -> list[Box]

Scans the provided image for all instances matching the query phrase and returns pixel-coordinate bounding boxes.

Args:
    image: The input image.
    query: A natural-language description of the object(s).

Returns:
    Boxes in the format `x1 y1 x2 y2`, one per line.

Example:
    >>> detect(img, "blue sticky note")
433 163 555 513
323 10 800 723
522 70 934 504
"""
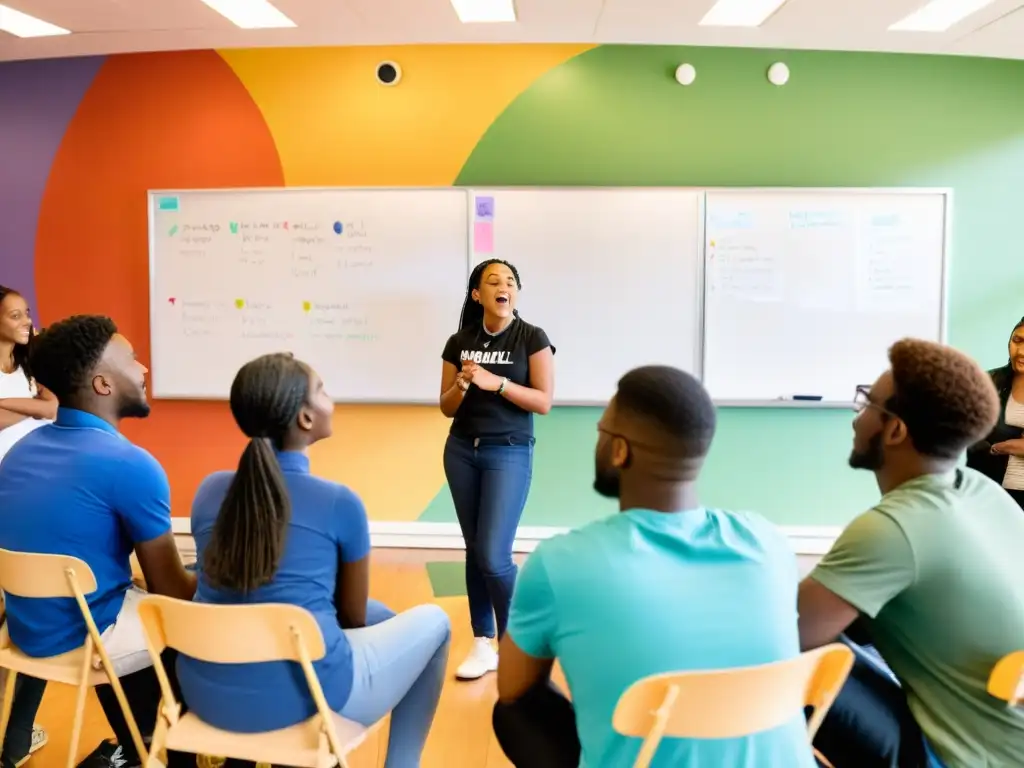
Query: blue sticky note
475 196 494 221
157 196 179 212
333 221 343 235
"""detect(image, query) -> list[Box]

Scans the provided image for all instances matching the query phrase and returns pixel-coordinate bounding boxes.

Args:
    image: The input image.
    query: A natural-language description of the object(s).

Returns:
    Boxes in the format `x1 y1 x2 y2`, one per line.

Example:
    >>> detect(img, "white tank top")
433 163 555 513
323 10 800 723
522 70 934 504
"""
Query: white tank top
0 367 49 465
1002 397 1024 491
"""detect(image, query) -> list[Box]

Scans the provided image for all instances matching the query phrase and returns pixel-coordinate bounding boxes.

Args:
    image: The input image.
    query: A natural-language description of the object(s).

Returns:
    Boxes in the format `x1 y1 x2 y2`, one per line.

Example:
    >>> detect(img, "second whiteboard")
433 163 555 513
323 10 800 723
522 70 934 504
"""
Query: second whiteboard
468 188 704 405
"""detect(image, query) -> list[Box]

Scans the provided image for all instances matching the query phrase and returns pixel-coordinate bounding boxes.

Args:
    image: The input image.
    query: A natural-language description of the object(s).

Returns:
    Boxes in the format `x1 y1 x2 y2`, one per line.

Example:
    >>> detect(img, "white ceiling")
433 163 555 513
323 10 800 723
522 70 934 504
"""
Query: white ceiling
1 0 1023 63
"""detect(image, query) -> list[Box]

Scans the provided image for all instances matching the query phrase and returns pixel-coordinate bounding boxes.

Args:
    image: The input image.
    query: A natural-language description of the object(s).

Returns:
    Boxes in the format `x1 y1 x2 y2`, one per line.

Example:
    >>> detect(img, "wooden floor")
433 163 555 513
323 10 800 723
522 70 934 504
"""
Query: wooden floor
29 549 567 768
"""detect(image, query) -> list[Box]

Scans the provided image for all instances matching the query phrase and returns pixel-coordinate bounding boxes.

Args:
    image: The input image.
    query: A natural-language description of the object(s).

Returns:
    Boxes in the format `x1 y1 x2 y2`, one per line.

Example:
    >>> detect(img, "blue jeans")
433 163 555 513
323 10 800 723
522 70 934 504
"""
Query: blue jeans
443 435 534 638
339 605 451 768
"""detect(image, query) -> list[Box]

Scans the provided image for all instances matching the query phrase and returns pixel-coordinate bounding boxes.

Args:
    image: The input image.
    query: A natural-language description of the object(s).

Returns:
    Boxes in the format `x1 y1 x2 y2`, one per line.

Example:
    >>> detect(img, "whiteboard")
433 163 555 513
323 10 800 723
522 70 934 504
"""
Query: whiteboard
148 188 469 402
702 189 949 405
469 188 703 405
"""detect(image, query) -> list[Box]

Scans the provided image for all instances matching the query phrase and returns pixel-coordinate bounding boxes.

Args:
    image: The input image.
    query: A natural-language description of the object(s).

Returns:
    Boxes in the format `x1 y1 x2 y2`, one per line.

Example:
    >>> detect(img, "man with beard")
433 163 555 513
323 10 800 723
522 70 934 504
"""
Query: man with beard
0 315 196 768
492 365 814 768
799 339 1024 768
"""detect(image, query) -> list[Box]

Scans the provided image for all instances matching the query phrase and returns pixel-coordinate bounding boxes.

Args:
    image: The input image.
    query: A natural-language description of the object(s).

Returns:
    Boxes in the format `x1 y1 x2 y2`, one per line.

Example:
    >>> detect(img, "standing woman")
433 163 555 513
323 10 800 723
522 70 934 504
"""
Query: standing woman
439 259 555 680
0 285 57 464
967 315 1024 509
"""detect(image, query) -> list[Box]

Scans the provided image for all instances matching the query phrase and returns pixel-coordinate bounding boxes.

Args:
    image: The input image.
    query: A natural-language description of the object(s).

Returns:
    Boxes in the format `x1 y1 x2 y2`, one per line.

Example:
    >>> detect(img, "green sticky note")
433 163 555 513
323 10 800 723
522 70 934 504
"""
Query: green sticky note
157 196 179 211
229 222 239 234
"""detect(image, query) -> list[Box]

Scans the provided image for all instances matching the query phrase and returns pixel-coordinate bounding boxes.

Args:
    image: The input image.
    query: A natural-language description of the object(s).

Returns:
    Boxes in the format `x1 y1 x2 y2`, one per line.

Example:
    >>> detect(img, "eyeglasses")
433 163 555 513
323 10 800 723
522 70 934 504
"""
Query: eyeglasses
597 425 652 452
853 386 899 420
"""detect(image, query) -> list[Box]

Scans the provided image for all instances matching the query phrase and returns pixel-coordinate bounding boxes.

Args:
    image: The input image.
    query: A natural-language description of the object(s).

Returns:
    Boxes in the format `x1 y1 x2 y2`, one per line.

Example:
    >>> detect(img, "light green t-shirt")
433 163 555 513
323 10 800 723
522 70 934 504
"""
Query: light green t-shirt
811 468 1024 768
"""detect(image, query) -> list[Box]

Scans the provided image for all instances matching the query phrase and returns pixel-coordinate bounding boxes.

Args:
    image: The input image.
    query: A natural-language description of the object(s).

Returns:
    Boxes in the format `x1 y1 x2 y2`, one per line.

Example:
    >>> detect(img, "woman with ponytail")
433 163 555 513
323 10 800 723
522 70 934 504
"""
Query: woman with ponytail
438 259 555 680
179 353 450 767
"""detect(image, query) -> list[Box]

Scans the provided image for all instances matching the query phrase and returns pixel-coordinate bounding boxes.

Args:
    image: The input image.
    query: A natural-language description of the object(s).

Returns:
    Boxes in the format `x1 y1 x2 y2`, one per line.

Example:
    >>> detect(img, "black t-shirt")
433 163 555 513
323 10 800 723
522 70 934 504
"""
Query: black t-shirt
441 317 554 441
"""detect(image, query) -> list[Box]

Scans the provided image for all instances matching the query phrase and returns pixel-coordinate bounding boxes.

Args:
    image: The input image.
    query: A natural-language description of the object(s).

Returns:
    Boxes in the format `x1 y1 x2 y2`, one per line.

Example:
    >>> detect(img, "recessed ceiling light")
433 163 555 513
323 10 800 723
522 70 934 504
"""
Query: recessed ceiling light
699 0 789 27
450 0 516 23
889 0 996 32
199 0 296 29
0 4 70 37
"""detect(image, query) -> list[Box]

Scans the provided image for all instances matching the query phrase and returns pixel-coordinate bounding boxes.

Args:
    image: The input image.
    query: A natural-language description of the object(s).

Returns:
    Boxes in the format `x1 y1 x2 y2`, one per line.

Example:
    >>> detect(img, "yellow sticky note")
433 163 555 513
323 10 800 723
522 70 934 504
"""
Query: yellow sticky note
234 298 245 309
302 300 311 313
709 240 716 247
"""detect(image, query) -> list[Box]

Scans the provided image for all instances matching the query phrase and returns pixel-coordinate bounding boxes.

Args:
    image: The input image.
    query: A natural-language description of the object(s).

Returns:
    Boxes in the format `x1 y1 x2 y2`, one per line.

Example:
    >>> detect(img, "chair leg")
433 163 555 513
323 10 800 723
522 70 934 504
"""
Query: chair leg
0 669 17 756
68 652 93 768
145 707 169 768
102 667 148 766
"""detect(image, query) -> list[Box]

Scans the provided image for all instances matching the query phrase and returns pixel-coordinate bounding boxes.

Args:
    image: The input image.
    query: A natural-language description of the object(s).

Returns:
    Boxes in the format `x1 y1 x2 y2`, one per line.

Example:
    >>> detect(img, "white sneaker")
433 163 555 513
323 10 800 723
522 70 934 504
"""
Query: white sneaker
30 725 47 754
13 725 47 768
455 637 498 680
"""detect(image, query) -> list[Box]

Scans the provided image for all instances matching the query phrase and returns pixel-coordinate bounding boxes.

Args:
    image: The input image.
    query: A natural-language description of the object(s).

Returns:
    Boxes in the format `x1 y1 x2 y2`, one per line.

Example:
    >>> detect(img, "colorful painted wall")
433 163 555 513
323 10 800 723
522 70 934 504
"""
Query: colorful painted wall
3 45 1024 529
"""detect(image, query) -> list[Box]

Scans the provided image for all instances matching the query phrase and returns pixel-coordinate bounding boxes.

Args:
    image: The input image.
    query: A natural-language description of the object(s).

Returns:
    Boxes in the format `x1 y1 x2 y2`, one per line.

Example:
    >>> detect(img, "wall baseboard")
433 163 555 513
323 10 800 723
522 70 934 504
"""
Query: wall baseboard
172 518 840 556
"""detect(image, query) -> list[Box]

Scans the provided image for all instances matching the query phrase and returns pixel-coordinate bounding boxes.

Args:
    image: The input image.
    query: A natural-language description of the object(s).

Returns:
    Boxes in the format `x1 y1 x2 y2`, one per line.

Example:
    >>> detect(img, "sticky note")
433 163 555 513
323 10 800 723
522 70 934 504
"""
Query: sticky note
475 196 494 221
302 300 311 313
234 298 245 309
474 221 494 254
157 196 179 211
229 222 239 234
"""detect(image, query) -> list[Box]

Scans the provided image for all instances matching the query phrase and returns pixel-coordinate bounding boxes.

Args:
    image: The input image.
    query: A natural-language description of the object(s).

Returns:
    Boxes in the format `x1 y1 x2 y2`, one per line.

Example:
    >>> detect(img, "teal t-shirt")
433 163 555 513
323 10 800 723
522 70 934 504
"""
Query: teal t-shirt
507 508 816 768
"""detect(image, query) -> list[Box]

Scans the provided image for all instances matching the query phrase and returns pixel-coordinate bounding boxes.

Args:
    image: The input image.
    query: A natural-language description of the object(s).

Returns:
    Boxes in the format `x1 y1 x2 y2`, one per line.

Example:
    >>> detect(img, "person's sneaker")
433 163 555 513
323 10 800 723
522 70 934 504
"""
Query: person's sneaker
11 725 47 767
28 726 46 756
74 740 133 768
455 637 498 680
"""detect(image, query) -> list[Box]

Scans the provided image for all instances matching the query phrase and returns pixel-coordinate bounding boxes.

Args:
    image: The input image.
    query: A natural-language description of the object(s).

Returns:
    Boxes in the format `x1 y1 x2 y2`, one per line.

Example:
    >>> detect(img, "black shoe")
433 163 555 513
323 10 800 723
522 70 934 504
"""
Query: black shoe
75 740 136 768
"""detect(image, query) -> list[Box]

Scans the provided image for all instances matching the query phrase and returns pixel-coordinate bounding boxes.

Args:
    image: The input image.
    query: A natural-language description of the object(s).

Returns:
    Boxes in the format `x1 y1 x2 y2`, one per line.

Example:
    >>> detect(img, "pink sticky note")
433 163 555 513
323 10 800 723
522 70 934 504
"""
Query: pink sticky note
474 221 494 254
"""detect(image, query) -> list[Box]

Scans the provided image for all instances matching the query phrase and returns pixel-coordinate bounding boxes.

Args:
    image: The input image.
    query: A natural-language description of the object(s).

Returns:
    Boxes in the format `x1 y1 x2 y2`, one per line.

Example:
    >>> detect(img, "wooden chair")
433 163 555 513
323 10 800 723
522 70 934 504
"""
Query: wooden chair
612 643 854 768
0 549 147 768
988 650 1024 707
136 595 376 768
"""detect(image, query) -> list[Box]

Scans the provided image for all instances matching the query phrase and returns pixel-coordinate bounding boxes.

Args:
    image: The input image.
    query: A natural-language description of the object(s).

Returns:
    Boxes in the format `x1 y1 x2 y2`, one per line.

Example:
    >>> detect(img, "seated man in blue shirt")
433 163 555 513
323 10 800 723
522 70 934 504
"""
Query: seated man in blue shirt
493 365 816 768
0 315 196 768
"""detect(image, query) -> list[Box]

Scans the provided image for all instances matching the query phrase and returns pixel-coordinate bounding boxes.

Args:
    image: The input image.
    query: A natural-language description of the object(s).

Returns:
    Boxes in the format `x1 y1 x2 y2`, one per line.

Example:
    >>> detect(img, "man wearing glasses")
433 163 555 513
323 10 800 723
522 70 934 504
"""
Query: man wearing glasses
798 339 1024 768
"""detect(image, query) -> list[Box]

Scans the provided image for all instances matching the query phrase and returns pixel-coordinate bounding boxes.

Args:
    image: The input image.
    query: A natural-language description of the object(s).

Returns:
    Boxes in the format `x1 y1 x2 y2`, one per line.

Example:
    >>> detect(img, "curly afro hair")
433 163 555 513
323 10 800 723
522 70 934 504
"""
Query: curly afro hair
887 339 999 459
29 315 118 405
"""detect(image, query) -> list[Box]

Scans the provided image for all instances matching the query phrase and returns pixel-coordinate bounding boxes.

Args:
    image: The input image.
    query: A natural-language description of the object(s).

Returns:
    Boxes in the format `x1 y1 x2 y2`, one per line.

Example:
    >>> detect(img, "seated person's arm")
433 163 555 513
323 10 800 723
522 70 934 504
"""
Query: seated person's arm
334 487 372 629
498 553 557 703
137 533 196 601
117 450 196 601
798 510 916 651
0 384 57 421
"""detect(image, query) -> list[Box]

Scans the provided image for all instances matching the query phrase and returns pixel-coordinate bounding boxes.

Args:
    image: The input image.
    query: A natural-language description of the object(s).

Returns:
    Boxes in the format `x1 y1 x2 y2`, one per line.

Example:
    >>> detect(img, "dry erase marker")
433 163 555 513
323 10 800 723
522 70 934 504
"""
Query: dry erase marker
779 394 824 402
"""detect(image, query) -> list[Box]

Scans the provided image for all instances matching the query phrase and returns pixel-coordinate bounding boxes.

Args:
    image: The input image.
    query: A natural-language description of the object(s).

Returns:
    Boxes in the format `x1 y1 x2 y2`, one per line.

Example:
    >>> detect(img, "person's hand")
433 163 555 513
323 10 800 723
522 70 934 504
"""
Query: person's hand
991 438 1024 457
466 365 504 392
455 369 471 392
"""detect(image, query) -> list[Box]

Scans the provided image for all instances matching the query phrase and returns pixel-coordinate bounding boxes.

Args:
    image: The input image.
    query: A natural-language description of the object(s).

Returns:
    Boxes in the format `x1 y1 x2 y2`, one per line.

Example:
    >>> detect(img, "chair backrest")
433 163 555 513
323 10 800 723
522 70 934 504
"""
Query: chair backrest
613 644 853 750
988 650 1024 707
137 595 327 664
0 548 97 598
